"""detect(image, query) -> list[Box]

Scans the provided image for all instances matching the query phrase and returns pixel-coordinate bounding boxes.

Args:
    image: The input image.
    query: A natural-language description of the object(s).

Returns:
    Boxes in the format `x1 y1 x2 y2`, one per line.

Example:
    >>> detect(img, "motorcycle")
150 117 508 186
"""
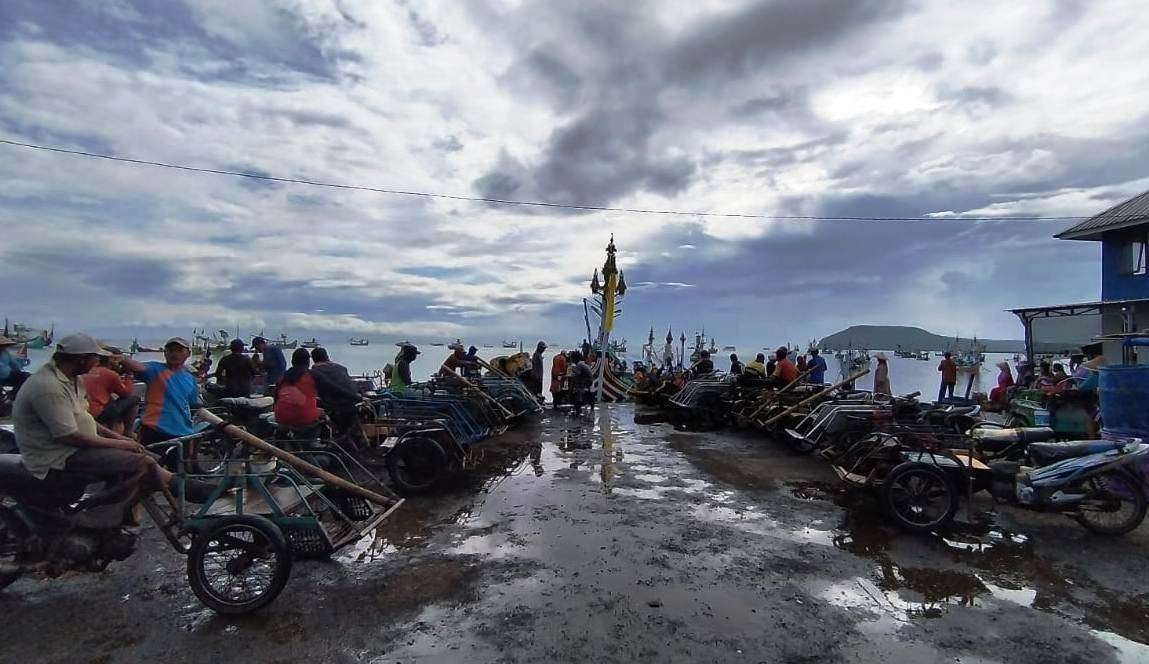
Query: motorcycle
869 432 1149 536
0 442 292 614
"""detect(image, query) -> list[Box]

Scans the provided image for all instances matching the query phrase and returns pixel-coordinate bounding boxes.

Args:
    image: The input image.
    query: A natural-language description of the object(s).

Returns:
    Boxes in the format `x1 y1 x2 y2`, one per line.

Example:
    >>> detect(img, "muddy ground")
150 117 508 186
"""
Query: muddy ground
4 403 1149 663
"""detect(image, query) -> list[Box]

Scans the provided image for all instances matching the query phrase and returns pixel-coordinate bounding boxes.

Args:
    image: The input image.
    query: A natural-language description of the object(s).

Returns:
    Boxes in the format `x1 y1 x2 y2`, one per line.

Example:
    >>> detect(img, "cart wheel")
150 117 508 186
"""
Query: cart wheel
1075 471 1148 536
0 506 28 590
386 436 448 495
880 462 959 533
187 515 292 615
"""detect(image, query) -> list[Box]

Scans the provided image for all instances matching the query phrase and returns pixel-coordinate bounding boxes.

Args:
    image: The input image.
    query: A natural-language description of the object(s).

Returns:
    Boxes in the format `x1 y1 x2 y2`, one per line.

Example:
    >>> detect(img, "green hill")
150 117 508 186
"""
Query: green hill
819 325 1024 353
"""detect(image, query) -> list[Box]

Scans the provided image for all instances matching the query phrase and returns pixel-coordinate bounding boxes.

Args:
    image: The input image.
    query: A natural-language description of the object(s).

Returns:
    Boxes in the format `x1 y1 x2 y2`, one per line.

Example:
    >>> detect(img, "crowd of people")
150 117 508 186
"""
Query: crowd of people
5 333 373 498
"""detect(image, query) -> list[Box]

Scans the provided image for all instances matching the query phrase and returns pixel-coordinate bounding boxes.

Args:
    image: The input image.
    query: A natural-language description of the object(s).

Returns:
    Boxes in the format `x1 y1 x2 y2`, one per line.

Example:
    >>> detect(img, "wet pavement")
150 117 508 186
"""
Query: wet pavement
3 403 1149 663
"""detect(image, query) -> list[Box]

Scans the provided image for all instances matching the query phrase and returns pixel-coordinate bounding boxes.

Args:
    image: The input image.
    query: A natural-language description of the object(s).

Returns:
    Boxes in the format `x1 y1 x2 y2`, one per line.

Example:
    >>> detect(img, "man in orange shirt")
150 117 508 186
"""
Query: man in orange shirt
938 352 958 402
83 346 139 434
771 346 798 385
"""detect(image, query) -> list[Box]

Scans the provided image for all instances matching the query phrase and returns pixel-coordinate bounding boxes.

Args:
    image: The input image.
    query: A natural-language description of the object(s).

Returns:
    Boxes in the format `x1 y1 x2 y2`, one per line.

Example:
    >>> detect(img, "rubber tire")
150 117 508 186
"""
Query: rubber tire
880 462 959 533
187 515 292 615
386 436 449 495
0 506 28 590
1075 472 1149 537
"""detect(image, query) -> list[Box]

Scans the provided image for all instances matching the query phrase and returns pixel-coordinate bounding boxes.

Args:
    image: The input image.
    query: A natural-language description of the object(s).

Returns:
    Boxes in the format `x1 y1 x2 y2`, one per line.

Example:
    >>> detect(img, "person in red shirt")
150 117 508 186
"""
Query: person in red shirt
771 346 798 385
274 348 321 428
83 347 139 434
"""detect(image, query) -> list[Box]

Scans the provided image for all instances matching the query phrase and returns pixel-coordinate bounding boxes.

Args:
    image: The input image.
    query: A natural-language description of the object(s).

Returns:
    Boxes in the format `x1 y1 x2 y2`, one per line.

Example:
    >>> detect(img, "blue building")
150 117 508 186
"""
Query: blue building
1011 189 1149 363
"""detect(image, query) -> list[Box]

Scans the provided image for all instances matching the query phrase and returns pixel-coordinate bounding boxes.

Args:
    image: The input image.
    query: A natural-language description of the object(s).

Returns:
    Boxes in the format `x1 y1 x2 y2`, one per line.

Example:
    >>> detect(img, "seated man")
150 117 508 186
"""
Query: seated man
83 346 140 434
215 338 257 398
13 333 212 502
310 347 362 434
274 349 322 429
769 347 798 387
745 353 768 378
689 350 715 377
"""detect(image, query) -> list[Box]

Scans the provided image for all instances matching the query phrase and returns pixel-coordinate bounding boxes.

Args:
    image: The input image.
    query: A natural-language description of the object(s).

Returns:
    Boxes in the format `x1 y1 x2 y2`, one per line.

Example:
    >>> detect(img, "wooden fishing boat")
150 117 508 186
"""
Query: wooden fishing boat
2 320 53 349
301 338 321 349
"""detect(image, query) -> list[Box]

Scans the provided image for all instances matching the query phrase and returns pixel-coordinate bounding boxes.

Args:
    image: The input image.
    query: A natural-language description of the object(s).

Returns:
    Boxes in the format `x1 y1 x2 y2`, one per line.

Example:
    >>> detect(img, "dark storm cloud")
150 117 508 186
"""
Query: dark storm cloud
0 0 349 84
474 0 911 209
396 0 447 47
720 133 849 169
665 0 909 83
937 85 1013 108
500 48 585 109
6 249 179 298
431 135 464 153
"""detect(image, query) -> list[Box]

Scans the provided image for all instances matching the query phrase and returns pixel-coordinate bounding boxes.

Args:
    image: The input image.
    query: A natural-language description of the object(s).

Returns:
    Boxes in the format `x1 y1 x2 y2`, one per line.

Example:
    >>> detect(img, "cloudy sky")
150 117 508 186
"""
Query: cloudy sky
2 0 1146 347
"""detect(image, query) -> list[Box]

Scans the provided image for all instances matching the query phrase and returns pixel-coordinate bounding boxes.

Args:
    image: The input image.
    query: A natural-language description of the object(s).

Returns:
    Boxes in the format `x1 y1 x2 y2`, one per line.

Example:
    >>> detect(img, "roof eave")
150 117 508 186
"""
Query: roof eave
1055 216 1149 241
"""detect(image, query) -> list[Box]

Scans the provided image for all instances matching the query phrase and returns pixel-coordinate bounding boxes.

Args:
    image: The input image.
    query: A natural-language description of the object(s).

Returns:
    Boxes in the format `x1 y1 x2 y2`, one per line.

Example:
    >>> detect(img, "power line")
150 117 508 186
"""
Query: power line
0 137 1102 222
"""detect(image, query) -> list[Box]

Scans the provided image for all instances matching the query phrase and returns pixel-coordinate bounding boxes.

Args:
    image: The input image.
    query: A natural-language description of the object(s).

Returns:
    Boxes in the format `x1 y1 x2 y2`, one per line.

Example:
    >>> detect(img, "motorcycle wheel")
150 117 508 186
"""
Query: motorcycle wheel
187 515 292 615
386 436 449 495
880 462 959 533
1075 472 1148 537
0 506 28 590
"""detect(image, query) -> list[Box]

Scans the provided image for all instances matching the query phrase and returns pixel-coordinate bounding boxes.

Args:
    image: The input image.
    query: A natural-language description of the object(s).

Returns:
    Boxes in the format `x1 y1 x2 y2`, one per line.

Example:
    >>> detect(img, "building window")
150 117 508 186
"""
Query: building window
1123 238 1147 276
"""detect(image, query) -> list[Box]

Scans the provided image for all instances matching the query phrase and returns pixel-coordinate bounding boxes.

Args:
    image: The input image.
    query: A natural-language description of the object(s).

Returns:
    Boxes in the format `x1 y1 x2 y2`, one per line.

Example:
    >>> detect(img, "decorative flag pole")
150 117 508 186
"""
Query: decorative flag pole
589 235 626 402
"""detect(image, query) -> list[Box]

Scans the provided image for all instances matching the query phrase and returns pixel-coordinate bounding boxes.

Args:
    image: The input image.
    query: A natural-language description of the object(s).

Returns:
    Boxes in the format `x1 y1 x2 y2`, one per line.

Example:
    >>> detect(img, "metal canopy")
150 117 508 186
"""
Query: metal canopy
1007 298 1149 362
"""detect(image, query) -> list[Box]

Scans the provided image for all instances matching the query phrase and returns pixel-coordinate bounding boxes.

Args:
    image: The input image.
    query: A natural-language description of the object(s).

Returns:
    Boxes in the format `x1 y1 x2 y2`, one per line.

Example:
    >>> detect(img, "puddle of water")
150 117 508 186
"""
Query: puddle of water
1092 629 1149 664
612 486 667 500
979 578 1037 608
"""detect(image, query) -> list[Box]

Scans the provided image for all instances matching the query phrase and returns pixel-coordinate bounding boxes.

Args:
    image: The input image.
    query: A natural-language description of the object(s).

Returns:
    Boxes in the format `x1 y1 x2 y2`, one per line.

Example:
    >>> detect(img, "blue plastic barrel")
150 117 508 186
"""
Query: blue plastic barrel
1099 365 1149 437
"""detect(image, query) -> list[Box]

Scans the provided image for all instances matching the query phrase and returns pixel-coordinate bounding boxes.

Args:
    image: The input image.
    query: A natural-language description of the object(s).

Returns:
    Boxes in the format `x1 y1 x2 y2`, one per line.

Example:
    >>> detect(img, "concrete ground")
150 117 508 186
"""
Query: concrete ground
3 403 1149 663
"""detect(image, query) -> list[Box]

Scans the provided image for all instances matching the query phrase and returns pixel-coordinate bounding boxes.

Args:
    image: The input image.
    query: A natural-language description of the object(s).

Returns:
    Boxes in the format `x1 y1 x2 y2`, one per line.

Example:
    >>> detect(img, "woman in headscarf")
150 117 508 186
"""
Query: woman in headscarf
550 351 569 407
989 360 1014 407
873 353 892 396
274 348 321 427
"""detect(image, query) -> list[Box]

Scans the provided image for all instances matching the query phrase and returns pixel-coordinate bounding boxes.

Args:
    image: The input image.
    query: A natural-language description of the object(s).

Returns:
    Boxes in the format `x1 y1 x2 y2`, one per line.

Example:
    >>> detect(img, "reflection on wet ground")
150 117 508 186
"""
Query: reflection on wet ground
357 403 1149 661
5 402 1149 663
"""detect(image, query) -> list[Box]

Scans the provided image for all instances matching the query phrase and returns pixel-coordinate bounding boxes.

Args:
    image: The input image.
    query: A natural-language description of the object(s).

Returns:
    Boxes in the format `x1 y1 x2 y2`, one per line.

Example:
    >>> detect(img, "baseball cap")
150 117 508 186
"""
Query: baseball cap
229 338 246 351
165 336 192 350
56 333 111 356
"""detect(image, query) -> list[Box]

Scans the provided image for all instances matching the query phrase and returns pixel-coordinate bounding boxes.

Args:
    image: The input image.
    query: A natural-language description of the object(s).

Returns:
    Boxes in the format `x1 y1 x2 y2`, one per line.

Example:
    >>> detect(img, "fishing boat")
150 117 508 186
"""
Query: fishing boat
721 345 736 352
916 350 930 361
301 338 321 349
129 338 162 354
582 236 634 402
430 342 445 347
837 347 871 379
348 337 369 346
502 340 519 348
2 319 54 349
608 338 628 354
193 328 232 352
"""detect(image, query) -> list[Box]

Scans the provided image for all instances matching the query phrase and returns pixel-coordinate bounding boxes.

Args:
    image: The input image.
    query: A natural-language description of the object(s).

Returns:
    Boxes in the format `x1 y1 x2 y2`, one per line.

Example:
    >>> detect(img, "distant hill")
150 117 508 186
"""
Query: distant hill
819 325 1034 353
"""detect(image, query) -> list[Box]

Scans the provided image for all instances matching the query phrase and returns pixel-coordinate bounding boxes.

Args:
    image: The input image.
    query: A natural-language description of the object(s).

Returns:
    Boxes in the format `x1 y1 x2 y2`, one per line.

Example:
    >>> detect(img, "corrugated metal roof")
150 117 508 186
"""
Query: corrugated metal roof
1056 189 1149 240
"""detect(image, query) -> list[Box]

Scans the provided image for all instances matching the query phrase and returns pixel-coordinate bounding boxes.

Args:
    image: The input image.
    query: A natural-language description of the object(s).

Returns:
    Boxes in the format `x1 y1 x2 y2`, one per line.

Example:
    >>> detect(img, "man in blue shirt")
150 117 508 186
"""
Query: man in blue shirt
252 336 287 395
119 337 203 446
807 348 828 384
0 336 31 396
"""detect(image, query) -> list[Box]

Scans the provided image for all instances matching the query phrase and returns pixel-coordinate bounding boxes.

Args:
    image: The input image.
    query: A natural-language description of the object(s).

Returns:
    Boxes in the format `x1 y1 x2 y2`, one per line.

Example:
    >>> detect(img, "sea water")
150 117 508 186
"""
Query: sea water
16 341 1033 404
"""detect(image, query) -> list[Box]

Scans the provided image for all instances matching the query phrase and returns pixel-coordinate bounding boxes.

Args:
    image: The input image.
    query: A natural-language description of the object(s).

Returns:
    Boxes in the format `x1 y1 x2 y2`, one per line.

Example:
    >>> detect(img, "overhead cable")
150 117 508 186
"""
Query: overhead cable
0 137 1105 222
